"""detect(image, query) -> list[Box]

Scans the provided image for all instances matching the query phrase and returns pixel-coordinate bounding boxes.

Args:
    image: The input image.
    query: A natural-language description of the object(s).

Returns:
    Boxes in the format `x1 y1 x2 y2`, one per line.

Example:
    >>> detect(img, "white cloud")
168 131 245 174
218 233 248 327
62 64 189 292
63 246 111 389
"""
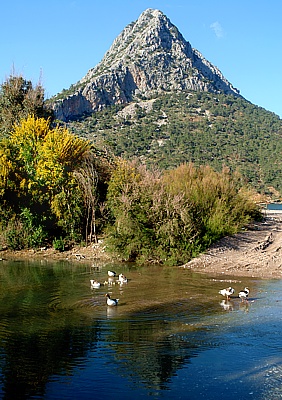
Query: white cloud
210 21 224 38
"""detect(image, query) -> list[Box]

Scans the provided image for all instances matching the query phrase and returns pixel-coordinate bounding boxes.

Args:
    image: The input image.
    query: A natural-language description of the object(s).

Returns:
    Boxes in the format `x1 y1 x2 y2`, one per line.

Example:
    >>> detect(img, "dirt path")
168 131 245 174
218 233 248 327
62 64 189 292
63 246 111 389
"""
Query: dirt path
182 213 282 279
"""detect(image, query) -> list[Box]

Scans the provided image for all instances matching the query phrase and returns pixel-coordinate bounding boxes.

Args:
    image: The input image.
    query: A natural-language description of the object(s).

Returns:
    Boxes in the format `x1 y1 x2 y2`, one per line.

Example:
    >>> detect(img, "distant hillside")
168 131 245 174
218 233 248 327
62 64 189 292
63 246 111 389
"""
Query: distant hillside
67 91 282 197
50 8 240 121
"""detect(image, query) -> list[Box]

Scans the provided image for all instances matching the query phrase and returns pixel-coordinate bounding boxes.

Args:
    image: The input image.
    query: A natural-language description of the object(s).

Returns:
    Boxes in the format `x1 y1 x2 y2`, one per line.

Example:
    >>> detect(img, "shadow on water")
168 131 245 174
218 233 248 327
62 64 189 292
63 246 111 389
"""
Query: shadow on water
0 260 282 399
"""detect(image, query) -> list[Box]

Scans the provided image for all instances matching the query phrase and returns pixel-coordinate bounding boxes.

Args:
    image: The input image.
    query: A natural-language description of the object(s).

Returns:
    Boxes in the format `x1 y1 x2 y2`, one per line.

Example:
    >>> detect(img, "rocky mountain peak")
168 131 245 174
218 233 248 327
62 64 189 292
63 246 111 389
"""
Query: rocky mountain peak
81 8 189 84
53 9 240 121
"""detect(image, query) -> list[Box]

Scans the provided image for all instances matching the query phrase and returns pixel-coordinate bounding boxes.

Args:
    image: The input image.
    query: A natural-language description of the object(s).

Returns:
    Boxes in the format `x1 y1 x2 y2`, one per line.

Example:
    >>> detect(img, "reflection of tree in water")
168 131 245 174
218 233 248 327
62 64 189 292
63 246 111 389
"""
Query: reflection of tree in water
105 309 207 391
0 262 102 399
115 334 196 390
0 261 238 397
0 322 100 399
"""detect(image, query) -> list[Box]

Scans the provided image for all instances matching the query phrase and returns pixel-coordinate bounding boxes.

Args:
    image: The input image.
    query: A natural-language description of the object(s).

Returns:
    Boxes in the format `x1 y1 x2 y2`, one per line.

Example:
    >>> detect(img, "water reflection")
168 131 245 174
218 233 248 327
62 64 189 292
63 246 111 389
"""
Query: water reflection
0 322 100 399
219 299 234 311
219 299 250 313
106 315 203 392
0 260 282 399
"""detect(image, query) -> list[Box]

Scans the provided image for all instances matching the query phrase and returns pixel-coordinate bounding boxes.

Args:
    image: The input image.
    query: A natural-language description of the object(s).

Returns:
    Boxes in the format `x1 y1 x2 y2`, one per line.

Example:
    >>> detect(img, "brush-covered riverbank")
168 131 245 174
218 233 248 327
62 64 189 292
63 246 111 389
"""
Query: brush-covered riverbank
1 214 282 279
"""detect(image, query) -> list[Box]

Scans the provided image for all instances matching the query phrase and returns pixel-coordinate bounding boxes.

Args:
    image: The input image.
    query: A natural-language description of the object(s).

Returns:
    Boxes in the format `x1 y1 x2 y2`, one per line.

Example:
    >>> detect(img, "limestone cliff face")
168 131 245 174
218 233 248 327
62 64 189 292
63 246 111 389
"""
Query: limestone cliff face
52 9 240 121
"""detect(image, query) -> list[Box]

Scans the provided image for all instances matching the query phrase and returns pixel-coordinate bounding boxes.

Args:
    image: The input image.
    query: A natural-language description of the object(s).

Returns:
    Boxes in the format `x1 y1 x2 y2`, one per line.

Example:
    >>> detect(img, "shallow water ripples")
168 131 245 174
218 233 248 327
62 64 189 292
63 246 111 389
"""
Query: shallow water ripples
2 262 282 399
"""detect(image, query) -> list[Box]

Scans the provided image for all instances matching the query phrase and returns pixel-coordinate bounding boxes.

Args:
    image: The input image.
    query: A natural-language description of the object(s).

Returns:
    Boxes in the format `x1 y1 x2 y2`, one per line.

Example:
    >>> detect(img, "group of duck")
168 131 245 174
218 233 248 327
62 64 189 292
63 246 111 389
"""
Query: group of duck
219 286 249 302
91 272 249 307
90 270 128 306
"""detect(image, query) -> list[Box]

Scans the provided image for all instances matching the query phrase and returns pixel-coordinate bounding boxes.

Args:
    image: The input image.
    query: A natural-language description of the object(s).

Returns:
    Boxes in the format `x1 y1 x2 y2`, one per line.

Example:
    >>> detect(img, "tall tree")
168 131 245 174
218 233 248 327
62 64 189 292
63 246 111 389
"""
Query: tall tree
74 154 99 244
0 74 53 137
0 116 92 247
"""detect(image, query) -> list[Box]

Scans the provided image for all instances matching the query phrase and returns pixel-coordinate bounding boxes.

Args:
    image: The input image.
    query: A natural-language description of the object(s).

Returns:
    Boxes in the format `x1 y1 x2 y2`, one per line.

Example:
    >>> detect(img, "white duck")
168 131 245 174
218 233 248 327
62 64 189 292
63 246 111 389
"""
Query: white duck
90 279 101 289
238 287 249 301
108 270 116 277
219 287 235 300
105 293 119 306
118 273 128 284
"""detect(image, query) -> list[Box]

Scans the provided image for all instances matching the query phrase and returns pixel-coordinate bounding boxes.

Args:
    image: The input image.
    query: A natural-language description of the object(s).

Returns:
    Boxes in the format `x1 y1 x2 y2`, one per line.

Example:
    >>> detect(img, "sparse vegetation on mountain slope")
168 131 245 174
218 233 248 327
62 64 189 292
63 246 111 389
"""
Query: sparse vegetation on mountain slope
67 91 282 197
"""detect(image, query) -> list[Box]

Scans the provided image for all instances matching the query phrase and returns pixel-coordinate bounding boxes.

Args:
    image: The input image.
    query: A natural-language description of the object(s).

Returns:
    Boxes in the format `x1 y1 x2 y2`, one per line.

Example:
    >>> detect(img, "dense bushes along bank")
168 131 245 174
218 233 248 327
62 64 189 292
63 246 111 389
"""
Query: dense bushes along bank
0 115 260 264
106 160 261 265
0 75 261 265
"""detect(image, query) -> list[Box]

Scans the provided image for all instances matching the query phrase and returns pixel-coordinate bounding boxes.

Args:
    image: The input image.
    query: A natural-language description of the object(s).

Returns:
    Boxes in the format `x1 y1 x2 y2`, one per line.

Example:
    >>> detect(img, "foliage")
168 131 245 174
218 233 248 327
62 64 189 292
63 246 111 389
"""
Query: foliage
0 73 112 251
0 74 53 137
0 115 96 249
106 158 157 261
106 160 261 265
4 208 47 250
52 237 65 252
73 153 100 244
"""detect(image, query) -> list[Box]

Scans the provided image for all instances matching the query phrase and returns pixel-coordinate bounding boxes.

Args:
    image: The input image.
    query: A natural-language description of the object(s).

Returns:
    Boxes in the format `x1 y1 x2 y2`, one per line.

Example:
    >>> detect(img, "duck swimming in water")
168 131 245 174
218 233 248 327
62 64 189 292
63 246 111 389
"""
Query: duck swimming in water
90 280 101 289
107 270 116 277
218 287 235 300
118 273 128 284
238 287 249 301
105 293 119 306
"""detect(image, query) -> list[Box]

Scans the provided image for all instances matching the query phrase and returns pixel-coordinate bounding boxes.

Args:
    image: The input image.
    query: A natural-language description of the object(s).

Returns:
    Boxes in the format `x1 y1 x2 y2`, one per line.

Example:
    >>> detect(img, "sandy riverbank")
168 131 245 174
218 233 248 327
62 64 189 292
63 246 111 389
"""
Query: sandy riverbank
0 240 113 264
182 213 282 279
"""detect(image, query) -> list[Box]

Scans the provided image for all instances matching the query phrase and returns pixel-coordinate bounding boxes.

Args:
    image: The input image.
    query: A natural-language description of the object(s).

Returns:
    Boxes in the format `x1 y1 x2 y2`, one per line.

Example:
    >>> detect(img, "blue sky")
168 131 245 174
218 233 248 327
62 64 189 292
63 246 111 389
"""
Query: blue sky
1 0 282 117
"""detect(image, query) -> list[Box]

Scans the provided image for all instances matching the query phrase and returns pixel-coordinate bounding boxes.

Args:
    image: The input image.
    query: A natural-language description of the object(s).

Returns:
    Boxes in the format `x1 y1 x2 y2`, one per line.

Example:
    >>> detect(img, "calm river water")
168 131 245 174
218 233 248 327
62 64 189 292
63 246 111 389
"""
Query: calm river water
0 259 282 399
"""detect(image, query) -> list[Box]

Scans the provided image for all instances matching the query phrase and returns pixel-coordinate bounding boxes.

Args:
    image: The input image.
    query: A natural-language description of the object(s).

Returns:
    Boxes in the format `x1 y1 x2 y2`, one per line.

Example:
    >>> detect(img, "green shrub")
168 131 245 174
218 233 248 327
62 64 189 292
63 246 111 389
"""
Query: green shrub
2 209 47 250
53 237 65 252
6 227 26 250
106 160 261 265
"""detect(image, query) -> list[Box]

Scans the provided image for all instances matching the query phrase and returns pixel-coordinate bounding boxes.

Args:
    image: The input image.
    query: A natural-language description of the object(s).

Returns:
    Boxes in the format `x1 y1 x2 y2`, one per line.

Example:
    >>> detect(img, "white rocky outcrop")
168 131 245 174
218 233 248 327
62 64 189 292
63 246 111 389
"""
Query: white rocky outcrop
52 8 240 121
